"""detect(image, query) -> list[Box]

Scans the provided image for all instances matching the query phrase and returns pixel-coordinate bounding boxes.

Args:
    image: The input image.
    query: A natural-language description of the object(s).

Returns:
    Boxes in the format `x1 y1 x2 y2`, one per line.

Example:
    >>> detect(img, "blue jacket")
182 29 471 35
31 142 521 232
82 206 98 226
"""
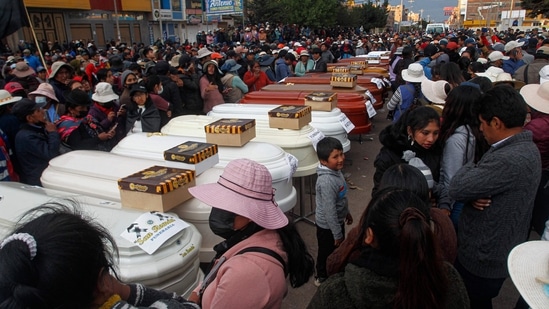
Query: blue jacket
275 58 290 82
315 165 349 239
15 124 60 186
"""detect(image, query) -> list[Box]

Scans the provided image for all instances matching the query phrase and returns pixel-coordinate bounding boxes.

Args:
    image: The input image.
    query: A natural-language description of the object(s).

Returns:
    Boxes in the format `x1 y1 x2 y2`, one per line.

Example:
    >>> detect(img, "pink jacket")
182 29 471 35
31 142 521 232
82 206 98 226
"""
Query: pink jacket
196 229 288 309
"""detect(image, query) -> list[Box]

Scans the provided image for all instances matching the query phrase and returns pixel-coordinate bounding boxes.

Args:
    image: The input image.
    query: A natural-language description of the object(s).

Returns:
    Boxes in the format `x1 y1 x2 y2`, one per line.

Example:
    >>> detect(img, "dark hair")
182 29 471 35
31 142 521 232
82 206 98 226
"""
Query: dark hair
379 164 430 203
469 61 485 74
468 76 493 93
284 53 296 62
145 74 161 93
0 202 117 308
276 223 314 288
316 137 343 161
96 68 111 82
440 85 488 162
478 85 527 128
391 106 441 142
440 62 465 88
363 188 447 309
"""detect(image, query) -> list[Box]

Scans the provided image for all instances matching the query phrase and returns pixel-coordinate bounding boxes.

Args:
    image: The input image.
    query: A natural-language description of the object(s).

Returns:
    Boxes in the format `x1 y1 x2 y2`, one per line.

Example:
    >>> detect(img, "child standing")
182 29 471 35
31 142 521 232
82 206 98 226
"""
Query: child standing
314 137 353 286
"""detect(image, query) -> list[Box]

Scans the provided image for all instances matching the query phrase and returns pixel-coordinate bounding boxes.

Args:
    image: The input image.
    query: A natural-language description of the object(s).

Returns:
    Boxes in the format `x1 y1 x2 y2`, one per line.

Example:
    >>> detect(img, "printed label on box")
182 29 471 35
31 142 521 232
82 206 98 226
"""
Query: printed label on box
338 113 355 133
365 90 377 104
366 100 377 118
121 211 190 255
285 153 299 181
307 127 325 151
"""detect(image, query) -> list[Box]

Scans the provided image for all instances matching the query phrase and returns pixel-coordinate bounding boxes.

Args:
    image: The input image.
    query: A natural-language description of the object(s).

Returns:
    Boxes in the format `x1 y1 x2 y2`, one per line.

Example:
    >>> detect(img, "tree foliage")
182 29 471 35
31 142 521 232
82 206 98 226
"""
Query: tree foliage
521 0 549 17
246 0 387 29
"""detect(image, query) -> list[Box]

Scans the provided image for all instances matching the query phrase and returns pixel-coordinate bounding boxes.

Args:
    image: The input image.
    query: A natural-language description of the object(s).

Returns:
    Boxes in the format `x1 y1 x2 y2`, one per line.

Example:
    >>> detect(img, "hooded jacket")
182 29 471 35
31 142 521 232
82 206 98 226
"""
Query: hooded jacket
315 165 349 240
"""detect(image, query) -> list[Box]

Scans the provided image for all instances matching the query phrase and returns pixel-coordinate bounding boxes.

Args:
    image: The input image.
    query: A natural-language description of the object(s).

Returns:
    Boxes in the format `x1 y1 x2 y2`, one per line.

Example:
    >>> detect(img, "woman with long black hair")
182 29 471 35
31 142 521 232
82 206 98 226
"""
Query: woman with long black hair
199 60 226 113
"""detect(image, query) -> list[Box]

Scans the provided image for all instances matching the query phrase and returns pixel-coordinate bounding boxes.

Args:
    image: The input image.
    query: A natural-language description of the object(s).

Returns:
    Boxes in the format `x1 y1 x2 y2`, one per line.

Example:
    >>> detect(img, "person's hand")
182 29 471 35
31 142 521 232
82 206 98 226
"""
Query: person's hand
334 238 343 247
188 291 200 304
345 213 353 225
441 209 451 216
117 108 126 117
167 110 172 118
222 87 232 94
516 50 523 60
208 82 218 91
472 198 491 211
107 111 116 121
98 130 114 141
45 121 57 133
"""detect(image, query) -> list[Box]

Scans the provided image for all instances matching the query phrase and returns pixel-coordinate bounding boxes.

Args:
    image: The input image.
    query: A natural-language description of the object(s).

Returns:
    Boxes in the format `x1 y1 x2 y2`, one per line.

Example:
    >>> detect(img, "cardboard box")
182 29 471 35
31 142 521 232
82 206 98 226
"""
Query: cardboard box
268 105 312 129
304 92 338 111
118 166 196 212
330 74 357 88
163 141 219 175
204 118 256 147
332 67 350 74
349 65 364 75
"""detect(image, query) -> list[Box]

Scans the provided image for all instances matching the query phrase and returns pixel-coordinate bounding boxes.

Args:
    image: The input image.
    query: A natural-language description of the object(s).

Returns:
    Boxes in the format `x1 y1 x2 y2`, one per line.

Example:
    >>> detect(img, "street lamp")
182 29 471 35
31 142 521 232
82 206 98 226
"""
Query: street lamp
398 0 404 32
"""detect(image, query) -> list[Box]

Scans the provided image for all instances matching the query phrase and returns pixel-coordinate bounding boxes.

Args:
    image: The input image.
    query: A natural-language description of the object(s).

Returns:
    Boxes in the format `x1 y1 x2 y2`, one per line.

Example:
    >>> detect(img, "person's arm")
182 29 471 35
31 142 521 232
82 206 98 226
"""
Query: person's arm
232 76 248 93
438 133 470 211
243 71 257 87
199 76 210 99
449 152 518 201
386 87 402 111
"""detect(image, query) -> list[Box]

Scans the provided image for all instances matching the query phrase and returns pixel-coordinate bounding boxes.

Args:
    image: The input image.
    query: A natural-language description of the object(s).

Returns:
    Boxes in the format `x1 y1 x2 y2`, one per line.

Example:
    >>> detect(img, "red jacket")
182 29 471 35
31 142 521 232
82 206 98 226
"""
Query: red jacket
243 71 273 92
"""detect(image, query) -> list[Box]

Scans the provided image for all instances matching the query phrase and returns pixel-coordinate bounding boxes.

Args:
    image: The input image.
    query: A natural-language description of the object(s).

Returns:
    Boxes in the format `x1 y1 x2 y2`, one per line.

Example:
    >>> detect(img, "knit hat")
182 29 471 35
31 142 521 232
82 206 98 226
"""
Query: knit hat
121 70 136 86
402 150 434 188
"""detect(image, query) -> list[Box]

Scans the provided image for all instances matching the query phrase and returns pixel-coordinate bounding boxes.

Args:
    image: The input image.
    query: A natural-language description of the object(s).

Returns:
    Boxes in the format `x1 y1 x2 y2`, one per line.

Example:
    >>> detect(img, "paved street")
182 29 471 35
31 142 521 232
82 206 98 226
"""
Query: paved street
281 108 523 309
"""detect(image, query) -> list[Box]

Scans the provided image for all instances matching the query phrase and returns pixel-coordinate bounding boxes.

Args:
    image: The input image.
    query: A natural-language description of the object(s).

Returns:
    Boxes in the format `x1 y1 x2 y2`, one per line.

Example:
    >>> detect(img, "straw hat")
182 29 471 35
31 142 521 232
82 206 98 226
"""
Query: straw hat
0 89 22 107
189 159 288 230
520 82 549 114
508 241 549 309
421 79 450 104
299 50 310 57
401 63 426 83
493 72 525 90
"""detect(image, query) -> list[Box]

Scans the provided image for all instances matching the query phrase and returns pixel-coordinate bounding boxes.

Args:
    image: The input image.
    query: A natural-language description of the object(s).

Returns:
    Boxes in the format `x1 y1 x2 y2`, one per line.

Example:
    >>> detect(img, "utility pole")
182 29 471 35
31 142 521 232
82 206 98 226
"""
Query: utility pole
398 0 404 32
113 0 121 41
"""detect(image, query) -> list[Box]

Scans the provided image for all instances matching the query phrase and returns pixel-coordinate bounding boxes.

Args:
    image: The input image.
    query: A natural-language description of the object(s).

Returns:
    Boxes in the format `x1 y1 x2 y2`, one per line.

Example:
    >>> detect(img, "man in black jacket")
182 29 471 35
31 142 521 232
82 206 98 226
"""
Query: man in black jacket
154 61 184 117
309 48 328 73
12 99 60 186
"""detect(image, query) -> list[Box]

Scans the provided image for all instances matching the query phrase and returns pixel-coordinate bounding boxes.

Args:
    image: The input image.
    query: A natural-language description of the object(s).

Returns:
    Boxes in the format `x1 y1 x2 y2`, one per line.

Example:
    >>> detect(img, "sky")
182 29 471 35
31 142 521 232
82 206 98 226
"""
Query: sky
385 0 458 24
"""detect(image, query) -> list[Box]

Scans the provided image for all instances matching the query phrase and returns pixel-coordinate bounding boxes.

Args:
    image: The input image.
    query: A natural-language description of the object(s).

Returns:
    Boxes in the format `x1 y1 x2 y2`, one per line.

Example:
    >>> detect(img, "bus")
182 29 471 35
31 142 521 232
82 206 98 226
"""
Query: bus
425 23 448 35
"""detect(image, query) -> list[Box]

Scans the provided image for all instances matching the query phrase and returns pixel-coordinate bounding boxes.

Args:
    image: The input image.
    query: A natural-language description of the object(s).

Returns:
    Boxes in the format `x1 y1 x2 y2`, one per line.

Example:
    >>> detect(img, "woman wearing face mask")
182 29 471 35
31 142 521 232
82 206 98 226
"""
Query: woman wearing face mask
125 84 161 135
56 89 116 151
118 70 139 109
145 75 172 127
29 83 63 123
188 159 314 308
88 82 126 144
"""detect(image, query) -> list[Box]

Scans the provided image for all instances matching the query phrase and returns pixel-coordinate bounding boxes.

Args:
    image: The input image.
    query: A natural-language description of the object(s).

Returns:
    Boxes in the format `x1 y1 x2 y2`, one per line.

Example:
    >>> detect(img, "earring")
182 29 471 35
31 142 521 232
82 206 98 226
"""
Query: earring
408 135 414 146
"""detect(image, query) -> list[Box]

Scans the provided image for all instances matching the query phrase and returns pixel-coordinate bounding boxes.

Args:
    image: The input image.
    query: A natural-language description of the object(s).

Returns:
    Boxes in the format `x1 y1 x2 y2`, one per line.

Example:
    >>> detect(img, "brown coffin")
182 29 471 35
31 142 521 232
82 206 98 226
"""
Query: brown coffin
239 91 371 135
282 74 387 109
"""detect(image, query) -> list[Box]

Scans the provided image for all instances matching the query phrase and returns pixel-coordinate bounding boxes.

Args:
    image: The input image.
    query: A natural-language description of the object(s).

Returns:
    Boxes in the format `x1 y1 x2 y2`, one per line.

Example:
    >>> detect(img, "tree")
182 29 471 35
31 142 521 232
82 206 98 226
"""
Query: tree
521 0 549 17
278 0 341 28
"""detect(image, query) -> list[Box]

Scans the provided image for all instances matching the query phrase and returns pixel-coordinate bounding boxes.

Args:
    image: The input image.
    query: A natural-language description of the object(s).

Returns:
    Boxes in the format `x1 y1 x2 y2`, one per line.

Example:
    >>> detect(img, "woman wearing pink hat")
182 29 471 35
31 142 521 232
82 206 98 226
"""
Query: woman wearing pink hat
188 159 314 308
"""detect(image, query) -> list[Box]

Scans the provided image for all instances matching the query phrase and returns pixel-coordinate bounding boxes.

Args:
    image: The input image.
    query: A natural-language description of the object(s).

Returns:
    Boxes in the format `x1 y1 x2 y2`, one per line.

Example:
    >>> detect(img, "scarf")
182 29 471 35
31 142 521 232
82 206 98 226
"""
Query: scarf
56 115 83 142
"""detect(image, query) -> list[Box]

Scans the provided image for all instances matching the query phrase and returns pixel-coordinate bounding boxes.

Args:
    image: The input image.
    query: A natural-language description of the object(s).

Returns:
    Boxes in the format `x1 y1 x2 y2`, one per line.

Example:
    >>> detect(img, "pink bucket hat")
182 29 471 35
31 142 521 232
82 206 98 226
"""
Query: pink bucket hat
189 159 289 230
29 83 59 102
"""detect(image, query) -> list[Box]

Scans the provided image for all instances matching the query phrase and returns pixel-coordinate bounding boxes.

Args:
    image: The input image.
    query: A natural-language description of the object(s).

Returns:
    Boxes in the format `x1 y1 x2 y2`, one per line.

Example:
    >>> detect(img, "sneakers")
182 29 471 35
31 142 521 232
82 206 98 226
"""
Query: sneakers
314 277 326 287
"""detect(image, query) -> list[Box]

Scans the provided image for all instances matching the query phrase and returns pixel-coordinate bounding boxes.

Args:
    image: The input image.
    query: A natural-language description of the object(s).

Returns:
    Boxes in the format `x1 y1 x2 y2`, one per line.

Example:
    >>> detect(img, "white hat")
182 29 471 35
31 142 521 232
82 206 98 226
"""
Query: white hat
505 40 525 52
488 51 509 62
92 82 119 103
508 241 549 309
0 89 22 107
493 72 525 90
197 47 213 59
357 41 364 48
520 82 549 114
401 63 426 83
477 58 488 64
421 79 449 104
299 50 310 57
475 66 504 82
540 65 549 84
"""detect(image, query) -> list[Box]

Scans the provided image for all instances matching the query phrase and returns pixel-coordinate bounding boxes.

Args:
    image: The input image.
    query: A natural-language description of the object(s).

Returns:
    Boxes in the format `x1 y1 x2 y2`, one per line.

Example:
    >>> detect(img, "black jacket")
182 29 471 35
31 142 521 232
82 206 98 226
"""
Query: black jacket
179 72 204 114
158 75 183 116
125 105 161 134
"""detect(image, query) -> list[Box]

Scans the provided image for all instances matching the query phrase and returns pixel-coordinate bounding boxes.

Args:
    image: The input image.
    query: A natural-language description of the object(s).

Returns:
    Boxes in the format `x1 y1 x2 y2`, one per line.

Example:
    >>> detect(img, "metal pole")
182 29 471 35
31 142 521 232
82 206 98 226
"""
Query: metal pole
113 0 121 41
398 0 404 32
508 0 515 28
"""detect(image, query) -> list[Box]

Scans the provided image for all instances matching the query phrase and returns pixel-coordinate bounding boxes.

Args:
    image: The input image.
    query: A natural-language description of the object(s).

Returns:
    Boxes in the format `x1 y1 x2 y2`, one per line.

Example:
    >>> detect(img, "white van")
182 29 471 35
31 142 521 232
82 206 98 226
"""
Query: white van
425 23 448 35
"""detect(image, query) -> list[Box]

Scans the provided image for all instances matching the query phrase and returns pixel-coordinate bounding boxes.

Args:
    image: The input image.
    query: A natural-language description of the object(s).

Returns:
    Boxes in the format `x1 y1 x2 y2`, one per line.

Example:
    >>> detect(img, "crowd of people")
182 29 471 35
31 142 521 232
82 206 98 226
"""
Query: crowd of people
0 22 549 308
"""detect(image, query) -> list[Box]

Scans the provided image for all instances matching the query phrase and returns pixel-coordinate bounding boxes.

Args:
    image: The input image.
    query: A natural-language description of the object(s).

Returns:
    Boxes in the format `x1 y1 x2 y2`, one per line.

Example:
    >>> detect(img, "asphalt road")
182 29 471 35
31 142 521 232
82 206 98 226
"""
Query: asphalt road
281 108 523 309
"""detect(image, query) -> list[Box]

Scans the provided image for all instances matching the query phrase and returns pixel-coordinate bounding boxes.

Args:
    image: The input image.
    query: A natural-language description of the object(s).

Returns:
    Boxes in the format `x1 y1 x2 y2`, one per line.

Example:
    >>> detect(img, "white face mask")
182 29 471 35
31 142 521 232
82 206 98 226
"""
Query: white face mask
157 85 164 95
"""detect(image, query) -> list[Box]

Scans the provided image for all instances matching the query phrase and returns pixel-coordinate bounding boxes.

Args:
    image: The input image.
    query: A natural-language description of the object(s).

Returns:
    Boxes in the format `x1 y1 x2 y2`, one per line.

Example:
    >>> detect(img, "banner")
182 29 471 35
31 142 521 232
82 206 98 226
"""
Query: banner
0 0 30 39
205 0 242 15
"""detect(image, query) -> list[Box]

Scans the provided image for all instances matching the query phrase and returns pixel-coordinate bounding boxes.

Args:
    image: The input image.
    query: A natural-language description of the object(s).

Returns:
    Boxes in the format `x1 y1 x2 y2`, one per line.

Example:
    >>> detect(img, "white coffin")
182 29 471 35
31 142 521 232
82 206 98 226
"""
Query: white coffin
41 150 296 262
162 115 318 177
111 133 296 213
0 182 203 297
208 104 351 153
